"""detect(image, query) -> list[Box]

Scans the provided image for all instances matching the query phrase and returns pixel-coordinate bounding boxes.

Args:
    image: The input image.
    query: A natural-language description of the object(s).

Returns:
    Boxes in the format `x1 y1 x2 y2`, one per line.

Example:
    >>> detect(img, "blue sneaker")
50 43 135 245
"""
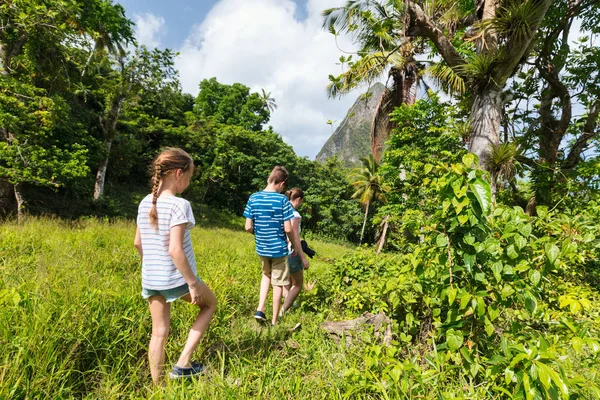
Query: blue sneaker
254 310 267 323
168 362 204 379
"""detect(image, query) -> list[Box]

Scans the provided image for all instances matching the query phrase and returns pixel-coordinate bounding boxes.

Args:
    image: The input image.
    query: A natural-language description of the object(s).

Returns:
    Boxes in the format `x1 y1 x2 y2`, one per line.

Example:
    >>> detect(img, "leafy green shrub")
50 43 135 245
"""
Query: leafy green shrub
326 154 600 398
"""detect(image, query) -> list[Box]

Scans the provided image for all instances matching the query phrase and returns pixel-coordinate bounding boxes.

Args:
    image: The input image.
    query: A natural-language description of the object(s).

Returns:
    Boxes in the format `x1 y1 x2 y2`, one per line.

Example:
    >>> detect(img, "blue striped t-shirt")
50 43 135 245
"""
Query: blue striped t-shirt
243 191 294 258
137 194 196 290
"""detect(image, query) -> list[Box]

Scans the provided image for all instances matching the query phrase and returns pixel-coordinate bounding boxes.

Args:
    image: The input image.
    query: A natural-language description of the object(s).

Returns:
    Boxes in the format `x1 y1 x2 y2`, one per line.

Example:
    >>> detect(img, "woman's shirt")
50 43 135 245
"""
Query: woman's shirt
137 194 196 290
288 208 302 254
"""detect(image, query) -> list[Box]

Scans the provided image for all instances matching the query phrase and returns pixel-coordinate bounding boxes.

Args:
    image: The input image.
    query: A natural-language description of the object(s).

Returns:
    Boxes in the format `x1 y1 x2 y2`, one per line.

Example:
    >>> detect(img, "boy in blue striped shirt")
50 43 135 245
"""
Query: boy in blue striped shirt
244 166 296 325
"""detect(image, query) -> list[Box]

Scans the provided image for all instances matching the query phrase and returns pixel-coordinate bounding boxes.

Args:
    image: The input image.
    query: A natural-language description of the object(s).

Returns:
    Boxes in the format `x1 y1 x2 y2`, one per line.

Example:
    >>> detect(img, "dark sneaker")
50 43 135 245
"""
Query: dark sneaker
254 310 267 323
168 362 204 379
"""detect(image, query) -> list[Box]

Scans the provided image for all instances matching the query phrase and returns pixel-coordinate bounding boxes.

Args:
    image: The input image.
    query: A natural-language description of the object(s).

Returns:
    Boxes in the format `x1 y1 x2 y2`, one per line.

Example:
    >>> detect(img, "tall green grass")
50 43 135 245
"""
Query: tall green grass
1 217 358 399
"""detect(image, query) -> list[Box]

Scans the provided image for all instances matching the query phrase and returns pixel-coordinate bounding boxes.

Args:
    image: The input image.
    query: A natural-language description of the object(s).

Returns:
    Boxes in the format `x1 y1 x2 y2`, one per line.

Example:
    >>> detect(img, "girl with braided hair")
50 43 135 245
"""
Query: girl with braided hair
134 147 216 383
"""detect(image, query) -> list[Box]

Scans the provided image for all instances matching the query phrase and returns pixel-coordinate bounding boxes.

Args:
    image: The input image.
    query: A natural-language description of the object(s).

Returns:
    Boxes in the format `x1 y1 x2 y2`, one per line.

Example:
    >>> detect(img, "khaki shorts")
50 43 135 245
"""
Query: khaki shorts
260 256 290 286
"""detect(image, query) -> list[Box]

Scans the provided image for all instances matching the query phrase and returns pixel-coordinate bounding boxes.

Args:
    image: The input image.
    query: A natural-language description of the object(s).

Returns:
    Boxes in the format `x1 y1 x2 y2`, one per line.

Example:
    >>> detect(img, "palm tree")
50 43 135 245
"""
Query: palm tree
323 0 553 167
259 89 277 113
349 155 390 244
323 1 426 162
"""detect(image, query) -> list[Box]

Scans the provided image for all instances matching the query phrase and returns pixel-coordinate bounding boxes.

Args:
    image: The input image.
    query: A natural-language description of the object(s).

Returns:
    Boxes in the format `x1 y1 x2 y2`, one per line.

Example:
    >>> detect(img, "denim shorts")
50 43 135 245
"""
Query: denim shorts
288 254 303 275
142 277 201 302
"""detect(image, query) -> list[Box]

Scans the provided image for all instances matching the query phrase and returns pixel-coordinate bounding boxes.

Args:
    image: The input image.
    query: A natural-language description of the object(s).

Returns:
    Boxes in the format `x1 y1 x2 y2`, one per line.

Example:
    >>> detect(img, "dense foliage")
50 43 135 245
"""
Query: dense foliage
2 1 600 398
319 156 600 398
0 0 363 240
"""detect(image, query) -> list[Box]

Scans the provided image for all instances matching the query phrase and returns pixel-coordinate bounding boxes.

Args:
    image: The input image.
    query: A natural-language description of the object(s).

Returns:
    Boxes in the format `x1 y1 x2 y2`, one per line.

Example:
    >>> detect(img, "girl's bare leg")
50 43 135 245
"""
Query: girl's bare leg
176 282 217 367
282 270 303 312
148 296 171 384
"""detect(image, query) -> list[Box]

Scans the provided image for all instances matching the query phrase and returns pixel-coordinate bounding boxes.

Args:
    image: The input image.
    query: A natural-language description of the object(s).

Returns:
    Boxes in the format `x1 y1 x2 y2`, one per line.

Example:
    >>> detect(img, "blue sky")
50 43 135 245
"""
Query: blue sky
116 0 356 159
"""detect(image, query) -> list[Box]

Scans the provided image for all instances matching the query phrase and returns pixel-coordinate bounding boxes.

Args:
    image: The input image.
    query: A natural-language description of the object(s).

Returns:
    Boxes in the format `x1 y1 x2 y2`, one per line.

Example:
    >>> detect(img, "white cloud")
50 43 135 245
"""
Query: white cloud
175 0 360 159
134 13 166 49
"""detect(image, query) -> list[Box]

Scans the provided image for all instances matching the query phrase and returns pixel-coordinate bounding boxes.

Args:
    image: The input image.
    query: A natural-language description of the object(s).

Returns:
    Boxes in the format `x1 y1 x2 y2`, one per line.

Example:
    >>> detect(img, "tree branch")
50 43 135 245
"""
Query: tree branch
404 2 468 76
539 62 572 139
562 99 600 170
491 0 553 85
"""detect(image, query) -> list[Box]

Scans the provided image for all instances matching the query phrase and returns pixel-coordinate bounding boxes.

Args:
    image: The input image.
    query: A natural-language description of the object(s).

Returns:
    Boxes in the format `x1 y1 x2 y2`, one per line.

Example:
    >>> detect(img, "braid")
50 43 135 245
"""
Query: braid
147 147 194 231
149 164 162 230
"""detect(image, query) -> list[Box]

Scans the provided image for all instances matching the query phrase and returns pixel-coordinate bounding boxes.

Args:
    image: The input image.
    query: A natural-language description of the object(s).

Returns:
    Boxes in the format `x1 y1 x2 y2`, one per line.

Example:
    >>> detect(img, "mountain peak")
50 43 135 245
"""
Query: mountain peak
316 83 385 166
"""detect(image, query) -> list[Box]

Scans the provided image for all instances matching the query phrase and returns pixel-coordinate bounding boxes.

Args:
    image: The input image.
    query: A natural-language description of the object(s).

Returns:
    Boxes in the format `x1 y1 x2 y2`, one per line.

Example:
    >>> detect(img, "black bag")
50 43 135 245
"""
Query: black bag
301 239 316 258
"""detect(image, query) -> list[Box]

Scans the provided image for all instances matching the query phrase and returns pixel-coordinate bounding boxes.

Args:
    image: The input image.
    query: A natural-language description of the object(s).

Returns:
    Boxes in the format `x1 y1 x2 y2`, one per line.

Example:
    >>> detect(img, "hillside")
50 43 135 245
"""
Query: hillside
315 83 385 166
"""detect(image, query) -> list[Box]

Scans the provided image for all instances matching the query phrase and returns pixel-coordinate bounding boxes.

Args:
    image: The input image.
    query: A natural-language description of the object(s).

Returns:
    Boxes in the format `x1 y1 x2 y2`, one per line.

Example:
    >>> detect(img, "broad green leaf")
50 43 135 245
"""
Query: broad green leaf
545 243 560 266
458 214 469 224
572 337 584 354
558 295 572 309
464 253 475 272
505 368 515 385
447 287 457 305
469 178 492 215
491 261 503 282
507 244 519 259
570 301 581 314
520 223 532 237
528 270 541 286
436 233 448 247
514 234 527 250
488 304 500 321
460 347 473 364
476 297 486 316
463 234 475 245
462 153 476 167
501 285 515 299
451 163 465 175
537 206 548 219
586 338 600 353
536 362 551 389
460 293 471 310
524 292 538 314
485 317 495 336
446 329 463 351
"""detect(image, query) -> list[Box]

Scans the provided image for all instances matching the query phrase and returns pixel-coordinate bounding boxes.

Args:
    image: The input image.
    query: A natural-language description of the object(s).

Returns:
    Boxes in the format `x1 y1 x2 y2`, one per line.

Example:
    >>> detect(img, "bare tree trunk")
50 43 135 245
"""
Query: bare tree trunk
376 215 390 255
93 139 113 200
469 89 502 165
14 182 24 225
359 201 370 244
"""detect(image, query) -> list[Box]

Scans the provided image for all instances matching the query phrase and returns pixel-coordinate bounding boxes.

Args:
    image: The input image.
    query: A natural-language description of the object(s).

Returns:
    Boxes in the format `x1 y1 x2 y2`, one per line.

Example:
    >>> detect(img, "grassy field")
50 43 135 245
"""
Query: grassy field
0 217 368 399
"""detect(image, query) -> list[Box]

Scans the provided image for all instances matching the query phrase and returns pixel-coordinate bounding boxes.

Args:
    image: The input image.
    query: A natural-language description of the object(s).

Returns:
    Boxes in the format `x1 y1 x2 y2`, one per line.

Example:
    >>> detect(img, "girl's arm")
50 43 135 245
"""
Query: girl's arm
134 227 143 257
288 218 309 269
169 224 201 303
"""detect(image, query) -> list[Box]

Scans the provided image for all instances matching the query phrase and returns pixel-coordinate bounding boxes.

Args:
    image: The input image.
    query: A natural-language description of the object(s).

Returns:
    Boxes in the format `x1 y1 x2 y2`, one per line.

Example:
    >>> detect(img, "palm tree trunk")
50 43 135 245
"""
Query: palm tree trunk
469 89 502 165
14 182 24 225
93 139 112 200
359 201 370 244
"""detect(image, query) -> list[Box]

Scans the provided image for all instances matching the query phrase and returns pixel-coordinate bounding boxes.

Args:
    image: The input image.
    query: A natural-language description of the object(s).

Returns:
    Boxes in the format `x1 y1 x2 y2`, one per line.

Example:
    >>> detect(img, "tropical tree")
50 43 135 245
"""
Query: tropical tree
323 2 424 161
323 0 554 166
193 78 270 132
90 46 180 200
349 154 389 243
0 0 133 219
259 88 277 113
505 1 600 207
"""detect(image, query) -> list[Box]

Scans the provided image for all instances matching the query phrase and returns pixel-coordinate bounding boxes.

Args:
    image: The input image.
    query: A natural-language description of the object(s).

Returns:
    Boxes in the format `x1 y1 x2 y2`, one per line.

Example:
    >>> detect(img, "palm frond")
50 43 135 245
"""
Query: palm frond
422 63 466 95
326 50 400 97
